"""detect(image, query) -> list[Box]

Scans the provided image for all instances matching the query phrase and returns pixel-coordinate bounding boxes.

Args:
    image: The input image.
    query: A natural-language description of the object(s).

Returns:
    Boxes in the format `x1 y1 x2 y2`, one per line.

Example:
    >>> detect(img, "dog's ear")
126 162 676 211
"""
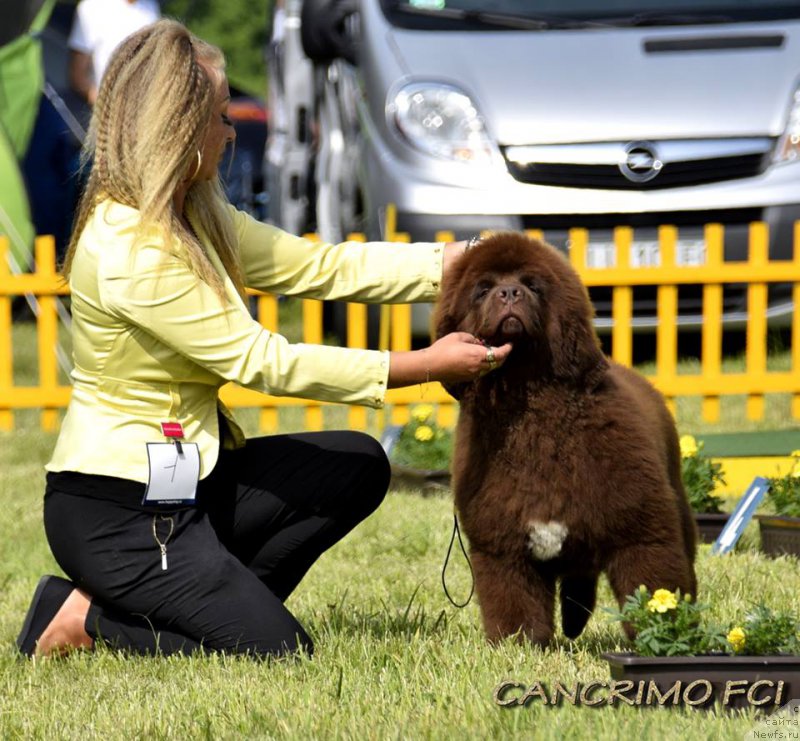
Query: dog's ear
546 270 607 385
433 303 458 342
432 273 470 400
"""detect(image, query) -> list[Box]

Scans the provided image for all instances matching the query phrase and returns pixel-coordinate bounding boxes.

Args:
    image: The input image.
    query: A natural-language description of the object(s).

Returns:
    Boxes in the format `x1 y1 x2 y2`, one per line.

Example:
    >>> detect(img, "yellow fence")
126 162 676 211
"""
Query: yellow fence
1 219 799 433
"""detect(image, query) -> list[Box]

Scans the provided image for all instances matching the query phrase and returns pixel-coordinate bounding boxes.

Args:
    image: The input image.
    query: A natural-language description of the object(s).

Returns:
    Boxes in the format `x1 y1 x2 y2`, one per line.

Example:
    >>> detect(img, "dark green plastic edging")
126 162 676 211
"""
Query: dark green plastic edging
698 430 800 458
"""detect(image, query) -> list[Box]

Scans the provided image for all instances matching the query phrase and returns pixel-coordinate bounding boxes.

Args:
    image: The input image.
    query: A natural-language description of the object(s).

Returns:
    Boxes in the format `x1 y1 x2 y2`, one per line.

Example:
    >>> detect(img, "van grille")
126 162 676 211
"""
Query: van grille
504 152 769 190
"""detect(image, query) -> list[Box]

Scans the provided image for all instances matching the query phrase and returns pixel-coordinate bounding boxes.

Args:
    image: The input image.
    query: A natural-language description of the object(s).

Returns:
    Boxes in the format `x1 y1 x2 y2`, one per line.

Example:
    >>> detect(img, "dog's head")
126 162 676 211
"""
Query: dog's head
434 232 606 391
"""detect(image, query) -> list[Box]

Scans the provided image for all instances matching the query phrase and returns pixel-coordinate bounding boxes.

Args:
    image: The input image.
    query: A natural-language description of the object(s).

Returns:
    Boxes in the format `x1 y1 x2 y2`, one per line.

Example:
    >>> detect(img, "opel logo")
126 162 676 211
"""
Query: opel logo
619 141 663 183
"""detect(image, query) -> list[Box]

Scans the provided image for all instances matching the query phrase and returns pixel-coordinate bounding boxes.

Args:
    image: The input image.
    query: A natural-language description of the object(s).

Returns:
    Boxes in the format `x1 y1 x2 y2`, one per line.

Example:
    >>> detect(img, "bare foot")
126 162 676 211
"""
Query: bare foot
35 588 93 657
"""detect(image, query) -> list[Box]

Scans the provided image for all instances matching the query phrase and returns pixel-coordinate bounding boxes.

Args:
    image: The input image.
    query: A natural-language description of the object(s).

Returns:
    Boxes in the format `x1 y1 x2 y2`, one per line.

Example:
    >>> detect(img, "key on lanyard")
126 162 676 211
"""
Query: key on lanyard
152 515 175 571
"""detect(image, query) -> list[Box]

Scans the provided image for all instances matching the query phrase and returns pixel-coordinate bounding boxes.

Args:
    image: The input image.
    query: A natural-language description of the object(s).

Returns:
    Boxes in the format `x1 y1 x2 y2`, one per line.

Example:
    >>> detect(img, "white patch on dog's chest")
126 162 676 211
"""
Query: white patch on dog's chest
526 520 569 560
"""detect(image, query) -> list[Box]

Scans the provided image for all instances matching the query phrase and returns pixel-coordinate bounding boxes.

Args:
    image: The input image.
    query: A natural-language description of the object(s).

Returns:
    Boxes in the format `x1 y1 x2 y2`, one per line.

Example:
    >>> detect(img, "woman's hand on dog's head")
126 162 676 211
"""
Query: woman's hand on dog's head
387 333 512 388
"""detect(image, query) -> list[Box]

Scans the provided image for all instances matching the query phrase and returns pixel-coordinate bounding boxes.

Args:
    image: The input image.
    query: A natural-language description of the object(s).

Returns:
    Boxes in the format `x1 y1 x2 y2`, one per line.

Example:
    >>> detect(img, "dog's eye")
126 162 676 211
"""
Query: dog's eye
473 281 493 301
522 278 540 294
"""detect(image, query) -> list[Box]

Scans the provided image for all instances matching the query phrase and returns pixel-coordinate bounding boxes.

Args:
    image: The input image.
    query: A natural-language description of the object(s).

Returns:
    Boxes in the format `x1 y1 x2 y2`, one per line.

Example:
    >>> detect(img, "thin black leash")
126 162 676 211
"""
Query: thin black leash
441 510 475 608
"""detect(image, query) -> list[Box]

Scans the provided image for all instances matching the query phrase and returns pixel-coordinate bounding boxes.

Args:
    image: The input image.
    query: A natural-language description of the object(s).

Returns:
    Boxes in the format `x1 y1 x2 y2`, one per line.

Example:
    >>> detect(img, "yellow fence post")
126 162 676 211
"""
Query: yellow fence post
701 224 724 422
35 236 59 431
612 226 633 367
257 293 279 432
0 237 12 430
656 225 678 416
387 221 412 426
302 298 325 431
568 228 588 272
345 232 368 432
429 230 458 427
746 222 768 420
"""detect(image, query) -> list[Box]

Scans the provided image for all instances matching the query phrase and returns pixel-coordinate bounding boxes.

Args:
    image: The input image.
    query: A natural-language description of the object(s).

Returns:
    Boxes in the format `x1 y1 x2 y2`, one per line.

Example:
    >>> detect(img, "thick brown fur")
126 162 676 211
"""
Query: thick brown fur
434 233 697 645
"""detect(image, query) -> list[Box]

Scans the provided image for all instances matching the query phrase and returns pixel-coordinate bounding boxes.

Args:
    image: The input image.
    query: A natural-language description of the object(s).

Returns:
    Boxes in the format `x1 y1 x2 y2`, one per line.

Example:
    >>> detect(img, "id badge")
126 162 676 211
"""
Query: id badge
143 442 200 506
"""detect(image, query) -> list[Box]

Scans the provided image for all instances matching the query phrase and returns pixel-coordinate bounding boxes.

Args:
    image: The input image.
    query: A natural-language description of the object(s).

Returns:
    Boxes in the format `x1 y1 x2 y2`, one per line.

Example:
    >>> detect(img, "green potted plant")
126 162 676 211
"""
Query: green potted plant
602 586 800 709
680 435 728 544
384 404 453 492
758 450 800 557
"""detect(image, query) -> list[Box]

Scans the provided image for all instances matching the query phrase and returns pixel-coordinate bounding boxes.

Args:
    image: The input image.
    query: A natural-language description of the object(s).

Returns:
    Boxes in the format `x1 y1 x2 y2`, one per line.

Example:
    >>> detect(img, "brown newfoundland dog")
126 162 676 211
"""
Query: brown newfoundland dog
434 232 697 645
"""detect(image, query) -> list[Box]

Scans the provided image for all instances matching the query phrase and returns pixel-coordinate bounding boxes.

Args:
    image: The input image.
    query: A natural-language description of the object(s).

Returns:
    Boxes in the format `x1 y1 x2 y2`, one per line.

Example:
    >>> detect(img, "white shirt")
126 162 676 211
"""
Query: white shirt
68 0 161 86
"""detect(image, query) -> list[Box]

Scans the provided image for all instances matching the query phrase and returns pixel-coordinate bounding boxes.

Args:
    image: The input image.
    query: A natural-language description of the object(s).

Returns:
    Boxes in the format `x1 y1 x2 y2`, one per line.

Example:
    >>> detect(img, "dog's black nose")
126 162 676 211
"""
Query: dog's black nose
496 284 523 304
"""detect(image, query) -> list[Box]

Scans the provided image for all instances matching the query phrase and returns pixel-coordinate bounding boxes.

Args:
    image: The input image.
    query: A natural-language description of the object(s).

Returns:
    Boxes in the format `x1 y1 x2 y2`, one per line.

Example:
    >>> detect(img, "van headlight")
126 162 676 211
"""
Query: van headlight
775 84 800 164
389 82 498 165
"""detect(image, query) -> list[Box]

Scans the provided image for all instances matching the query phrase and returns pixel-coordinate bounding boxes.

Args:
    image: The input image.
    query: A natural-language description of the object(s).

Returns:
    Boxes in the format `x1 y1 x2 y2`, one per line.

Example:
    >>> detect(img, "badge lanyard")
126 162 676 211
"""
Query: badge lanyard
141 422 200 507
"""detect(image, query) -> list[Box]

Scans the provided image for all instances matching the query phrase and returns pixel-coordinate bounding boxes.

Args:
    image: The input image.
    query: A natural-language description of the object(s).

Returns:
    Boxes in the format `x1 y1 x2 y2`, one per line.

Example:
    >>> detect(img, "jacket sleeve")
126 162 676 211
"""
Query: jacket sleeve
230 206 445 302
99 242 390 407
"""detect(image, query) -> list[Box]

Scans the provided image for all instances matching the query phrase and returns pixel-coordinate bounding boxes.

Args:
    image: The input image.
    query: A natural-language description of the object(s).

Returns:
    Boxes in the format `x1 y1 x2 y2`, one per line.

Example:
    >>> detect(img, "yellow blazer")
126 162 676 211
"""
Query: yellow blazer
47 200 444 483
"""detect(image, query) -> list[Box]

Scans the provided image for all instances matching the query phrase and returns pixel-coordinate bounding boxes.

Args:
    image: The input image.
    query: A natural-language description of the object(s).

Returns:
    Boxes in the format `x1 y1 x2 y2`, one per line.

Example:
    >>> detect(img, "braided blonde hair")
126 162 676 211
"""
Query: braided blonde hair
62 19 245 300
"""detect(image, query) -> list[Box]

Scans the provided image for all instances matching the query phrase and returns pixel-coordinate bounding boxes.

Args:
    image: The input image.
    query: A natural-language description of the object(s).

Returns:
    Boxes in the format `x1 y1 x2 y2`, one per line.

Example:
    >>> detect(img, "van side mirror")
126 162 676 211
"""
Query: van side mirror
301 0 359 65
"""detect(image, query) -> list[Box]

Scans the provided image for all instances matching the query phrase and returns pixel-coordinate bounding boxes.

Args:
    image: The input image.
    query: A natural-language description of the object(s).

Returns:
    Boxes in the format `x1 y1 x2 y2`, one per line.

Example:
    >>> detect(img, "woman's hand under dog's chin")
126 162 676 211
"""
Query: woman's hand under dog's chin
386 332 513 388
486 316 528 345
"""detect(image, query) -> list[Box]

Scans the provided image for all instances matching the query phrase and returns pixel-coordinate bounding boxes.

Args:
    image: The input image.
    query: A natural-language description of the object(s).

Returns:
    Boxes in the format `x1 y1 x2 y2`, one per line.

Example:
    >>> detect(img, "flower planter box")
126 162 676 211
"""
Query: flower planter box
698 430 800 496
389 464 450 494
693 513 729 545
758 515 800 558
603 652 800 710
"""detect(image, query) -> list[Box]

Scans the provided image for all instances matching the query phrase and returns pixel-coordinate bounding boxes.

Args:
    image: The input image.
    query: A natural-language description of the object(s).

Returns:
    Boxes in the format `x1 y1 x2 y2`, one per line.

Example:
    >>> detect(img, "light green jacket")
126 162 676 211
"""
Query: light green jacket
47 200 444 483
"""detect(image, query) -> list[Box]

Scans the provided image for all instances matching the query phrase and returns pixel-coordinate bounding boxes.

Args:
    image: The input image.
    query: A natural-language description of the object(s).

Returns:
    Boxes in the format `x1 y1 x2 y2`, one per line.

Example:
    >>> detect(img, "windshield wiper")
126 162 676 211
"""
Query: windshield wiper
602 12 735 27
394 4 604 31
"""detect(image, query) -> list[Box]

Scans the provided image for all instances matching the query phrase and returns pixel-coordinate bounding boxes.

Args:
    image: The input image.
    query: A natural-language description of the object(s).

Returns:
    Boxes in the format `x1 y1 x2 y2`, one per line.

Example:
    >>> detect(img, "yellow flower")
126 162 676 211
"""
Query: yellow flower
411 405 434 423
792 462 800 479
727 626 746 653
647 589 678 613
791 450 800 459
679 435 698 458
414 425 434 442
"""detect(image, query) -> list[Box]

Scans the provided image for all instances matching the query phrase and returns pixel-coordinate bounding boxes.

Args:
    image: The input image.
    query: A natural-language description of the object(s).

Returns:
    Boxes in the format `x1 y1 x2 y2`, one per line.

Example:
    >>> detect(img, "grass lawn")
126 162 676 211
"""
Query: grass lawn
1 422 798 739
2 322 799 738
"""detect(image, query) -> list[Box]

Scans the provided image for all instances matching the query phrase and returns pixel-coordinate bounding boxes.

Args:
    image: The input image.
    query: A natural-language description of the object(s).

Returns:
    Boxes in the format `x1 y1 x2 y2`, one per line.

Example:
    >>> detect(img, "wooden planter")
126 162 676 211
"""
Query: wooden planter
693 513 729 545
758 515 800 558
603 652 800 710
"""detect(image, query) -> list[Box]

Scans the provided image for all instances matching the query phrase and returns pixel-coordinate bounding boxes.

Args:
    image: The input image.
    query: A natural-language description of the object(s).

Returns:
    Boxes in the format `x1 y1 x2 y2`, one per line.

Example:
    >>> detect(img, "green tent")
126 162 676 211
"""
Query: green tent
0 0 56 271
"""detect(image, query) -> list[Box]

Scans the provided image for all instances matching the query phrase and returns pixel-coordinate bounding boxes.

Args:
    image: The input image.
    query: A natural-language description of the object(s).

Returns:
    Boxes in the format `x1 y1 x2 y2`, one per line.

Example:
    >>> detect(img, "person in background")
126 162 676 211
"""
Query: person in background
16 20 511 660
68 0 160 105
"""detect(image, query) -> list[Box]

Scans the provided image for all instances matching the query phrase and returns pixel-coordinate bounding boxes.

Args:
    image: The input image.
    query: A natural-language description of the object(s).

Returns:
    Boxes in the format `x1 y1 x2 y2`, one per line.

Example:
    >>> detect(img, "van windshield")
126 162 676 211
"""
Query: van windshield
381 0 800 30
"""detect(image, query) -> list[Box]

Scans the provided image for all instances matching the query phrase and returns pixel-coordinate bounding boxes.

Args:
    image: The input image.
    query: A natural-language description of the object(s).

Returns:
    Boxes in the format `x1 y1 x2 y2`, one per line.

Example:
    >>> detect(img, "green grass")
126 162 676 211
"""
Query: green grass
1 423 798 739
2 322 799 738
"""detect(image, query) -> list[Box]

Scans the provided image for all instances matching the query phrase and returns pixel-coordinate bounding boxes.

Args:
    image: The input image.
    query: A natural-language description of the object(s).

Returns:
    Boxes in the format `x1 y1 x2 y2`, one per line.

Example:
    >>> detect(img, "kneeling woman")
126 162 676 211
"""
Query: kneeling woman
17 20 511 658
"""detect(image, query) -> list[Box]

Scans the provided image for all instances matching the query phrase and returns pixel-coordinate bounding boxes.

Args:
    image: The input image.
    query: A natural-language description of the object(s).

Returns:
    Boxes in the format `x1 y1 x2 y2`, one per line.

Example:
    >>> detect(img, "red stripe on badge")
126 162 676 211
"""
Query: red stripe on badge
160 422 185 438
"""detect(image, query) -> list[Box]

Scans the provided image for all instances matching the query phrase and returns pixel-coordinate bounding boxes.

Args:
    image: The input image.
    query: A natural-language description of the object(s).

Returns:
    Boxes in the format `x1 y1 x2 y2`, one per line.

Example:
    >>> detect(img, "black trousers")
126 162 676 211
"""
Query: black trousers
44 431 389 657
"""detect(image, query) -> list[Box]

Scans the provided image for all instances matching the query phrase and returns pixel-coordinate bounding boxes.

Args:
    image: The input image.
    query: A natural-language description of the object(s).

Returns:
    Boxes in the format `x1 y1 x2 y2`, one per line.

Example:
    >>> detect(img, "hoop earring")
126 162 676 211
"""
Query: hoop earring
191 149 202 180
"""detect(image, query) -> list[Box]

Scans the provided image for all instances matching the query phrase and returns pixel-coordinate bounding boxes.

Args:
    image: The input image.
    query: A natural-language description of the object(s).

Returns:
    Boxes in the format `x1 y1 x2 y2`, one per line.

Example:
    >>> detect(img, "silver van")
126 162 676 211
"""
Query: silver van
266 0 800 335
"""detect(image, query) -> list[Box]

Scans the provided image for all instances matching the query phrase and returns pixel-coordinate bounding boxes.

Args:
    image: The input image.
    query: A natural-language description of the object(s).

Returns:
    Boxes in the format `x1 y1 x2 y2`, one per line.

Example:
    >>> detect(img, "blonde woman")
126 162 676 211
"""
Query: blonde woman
16 19 511 658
